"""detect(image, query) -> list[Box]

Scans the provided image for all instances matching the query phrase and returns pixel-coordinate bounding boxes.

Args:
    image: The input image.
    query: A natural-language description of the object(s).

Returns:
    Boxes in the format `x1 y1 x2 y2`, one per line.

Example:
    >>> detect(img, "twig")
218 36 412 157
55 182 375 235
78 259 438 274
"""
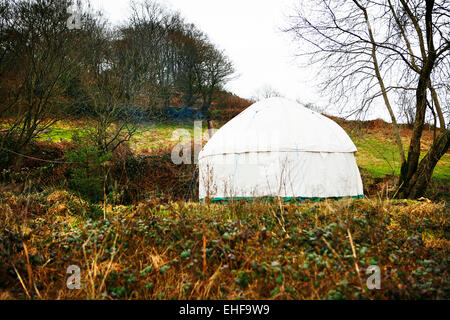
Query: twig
12 264 31 299
322 238 345 269
347 228 364 292
0 146 76 164
23 242 33 290
202 234 207 274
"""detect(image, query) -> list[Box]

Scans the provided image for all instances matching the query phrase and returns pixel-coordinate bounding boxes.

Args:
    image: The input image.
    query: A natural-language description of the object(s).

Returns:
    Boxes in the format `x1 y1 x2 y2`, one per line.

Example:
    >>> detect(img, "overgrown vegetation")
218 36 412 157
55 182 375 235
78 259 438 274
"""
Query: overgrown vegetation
0 194 448 299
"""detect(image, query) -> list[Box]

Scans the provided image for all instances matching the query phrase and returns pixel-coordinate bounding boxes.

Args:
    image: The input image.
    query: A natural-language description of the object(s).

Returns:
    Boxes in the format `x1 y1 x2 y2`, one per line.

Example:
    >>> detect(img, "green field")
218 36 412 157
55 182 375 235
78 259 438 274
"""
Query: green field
352 133 449 183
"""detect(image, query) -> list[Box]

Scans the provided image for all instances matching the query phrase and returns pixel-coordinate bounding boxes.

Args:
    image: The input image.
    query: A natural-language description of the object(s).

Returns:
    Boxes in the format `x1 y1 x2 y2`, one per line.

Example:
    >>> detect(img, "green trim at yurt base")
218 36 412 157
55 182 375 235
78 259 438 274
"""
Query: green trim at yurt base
199 195 364 203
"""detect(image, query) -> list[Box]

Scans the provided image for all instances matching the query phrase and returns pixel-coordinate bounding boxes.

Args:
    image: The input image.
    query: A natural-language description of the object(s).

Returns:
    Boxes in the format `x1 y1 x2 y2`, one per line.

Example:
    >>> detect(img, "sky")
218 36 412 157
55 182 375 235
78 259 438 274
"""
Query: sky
88 0 393 121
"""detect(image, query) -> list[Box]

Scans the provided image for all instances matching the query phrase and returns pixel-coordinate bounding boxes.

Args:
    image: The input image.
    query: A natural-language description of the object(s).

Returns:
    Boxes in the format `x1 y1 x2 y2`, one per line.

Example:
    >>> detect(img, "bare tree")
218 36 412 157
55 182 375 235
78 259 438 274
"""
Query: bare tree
397 90 416 128
0 0 237 160
0 0 17 119
297 100 325 114
0 0 87 155
195 44 235 120
251 84 282 101
129 0 179 112
285 0 449 198
79 16 143 154
171 23 207 108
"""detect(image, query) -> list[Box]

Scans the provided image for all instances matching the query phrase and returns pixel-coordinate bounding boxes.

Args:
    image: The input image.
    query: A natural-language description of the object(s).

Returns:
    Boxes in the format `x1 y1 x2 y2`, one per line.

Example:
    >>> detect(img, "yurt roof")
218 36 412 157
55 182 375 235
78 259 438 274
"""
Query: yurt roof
199 97 357 159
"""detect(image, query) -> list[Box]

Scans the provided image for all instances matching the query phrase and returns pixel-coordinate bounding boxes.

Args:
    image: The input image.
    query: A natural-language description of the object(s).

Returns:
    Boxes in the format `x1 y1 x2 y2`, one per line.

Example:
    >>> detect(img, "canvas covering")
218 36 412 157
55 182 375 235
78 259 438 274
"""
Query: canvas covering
199 97 364 200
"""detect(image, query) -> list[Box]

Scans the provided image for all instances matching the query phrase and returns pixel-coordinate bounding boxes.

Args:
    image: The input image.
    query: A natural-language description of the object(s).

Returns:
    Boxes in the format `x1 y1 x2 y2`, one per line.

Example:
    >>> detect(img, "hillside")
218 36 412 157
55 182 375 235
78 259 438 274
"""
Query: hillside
0 106 448 300
21 112 449 199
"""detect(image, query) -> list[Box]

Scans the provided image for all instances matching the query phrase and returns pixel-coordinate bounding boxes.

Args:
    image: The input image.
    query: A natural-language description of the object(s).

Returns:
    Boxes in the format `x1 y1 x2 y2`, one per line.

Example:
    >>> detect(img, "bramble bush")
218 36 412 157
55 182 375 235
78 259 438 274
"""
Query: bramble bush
0 195 448 300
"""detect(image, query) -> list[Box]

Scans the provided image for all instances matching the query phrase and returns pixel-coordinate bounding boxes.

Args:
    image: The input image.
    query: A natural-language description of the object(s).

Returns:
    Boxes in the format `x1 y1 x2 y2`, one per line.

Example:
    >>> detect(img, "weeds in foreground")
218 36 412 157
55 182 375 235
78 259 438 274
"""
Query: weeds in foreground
0 193 448 300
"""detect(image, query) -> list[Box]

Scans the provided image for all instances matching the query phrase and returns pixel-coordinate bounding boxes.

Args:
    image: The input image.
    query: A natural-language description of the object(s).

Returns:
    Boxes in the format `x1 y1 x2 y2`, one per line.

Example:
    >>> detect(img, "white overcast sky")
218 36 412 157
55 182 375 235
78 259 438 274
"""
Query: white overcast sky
89 0 392 121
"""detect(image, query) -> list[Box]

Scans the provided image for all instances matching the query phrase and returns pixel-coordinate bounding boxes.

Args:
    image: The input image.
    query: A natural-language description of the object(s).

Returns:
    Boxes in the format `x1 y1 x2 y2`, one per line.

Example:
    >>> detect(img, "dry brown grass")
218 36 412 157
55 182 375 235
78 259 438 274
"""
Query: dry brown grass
1 192 448 300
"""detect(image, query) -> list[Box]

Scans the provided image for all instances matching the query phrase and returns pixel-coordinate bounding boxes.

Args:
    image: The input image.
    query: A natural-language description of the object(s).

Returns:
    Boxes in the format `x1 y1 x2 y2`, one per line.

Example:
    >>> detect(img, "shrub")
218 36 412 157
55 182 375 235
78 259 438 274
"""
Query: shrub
65 133 111 203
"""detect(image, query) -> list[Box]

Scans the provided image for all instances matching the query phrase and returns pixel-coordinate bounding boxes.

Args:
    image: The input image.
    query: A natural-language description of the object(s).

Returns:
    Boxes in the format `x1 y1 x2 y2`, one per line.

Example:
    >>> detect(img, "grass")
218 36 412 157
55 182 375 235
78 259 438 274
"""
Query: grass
129 122 196 153
0 191 448 299
38 126 83 142
35 121 201 153
352 132 449 182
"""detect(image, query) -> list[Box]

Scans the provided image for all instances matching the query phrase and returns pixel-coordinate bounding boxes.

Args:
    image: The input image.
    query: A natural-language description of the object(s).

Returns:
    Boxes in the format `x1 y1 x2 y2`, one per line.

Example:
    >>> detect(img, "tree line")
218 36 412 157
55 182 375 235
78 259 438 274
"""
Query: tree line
0 0 234 158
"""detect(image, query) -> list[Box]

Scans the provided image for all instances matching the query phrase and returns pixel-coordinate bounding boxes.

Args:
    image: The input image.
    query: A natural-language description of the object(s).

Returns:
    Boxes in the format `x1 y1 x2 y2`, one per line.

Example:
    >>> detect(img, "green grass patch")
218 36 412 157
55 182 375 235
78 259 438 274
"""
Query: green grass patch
353 133 449 183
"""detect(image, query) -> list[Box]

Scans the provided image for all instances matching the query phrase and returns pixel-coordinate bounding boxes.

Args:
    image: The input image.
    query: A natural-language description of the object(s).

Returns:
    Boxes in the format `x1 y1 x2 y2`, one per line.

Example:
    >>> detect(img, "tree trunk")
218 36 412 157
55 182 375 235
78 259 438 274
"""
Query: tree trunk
398 129 449 198
398 78 428 196
201 99 211 121
397 0 438 199
207 120 214 139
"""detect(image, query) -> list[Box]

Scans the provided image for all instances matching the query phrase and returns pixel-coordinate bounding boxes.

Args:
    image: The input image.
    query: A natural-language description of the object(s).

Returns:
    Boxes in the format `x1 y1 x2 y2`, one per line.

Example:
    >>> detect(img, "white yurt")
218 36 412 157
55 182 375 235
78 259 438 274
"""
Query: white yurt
198 97 363 201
